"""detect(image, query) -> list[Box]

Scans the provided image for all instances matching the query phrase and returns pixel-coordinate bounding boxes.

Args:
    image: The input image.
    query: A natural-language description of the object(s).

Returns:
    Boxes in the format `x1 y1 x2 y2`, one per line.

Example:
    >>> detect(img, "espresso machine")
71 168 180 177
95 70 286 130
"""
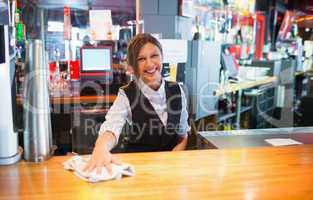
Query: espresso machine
0 24 22 165
0 4 53 164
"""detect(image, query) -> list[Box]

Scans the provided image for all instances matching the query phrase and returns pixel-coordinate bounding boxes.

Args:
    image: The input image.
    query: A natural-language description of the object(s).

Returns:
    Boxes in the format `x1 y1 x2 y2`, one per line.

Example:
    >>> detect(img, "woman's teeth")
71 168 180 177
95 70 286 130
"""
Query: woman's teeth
146 68 156 74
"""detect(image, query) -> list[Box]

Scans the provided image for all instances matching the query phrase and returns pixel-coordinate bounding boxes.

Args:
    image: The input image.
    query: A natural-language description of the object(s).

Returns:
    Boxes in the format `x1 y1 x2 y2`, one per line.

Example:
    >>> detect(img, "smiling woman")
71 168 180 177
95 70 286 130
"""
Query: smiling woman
83 33 190 174
127 33 163 90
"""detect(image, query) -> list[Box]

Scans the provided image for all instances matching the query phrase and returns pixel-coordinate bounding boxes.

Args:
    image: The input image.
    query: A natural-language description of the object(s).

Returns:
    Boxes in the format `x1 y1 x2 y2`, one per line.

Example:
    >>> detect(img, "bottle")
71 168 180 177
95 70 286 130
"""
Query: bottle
15 4 26 61
15 9 24 42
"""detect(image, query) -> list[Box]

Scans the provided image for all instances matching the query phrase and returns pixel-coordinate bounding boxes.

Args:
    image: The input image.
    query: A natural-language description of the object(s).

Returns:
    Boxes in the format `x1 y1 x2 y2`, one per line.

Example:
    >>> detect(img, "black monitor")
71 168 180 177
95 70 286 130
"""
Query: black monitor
80 45 113 82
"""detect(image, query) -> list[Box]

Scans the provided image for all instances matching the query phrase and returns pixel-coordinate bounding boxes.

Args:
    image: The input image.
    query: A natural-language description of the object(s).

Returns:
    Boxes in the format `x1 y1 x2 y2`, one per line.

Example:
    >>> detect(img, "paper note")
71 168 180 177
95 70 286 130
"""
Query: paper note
159 39 188 63
265 138 303 146
89 10 112 40
169 64 177 82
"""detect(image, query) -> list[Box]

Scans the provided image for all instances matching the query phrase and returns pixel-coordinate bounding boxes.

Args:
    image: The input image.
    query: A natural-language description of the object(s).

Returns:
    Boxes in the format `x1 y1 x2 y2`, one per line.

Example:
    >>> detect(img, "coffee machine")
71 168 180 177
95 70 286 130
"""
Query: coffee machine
0 24 22 165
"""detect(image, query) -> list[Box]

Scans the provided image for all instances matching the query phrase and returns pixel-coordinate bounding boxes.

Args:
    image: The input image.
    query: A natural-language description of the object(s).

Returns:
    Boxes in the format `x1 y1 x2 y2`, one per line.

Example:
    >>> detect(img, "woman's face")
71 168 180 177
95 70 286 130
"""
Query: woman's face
136 42 162 90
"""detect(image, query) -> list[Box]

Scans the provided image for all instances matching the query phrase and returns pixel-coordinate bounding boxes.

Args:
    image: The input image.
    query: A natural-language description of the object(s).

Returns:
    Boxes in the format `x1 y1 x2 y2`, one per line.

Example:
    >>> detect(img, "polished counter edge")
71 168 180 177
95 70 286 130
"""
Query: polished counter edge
198 126 313 137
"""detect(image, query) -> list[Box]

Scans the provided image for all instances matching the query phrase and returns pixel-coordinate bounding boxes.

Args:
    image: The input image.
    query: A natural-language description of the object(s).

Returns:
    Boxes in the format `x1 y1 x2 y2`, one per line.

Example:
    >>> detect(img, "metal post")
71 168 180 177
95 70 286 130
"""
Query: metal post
23 40 53 162
235 90 242 130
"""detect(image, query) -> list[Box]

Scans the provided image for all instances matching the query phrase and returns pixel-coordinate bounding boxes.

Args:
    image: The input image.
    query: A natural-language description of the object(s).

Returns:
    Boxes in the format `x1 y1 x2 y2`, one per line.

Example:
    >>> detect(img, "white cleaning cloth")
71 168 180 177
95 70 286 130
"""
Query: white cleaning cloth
63 156 135 183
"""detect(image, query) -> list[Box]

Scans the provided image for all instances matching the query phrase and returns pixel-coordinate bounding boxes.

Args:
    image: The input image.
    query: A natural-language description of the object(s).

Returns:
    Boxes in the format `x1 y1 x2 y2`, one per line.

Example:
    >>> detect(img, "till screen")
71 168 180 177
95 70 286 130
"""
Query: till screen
82 48 111 71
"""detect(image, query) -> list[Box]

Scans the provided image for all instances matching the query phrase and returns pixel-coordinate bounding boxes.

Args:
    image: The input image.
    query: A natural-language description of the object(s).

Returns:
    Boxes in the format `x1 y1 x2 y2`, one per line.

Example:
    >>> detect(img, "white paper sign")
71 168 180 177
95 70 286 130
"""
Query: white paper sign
265 138 302 146
159 39 188 63
89 10 112 40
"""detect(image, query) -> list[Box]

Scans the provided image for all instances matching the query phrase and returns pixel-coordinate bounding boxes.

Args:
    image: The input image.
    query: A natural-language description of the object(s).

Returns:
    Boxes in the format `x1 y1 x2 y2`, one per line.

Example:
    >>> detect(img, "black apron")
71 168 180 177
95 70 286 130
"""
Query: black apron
121 80 182 152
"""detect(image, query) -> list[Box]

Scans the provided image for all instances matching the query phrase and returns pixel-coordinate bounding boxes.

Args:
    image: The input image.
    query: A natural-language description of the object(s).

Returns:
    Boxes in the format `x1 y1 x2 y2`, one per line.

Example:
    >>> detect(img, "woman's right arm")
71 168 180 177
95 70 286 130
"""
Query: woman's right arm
83 89 130 174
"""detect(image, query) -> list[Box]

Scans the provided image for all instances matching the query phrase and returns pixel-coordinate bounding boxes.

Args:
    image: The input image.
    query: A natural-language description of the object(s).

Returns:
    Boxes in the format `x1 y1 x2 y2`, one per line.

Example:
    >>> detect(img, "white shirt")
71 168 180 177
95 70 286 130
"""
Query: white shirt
98 78 190 143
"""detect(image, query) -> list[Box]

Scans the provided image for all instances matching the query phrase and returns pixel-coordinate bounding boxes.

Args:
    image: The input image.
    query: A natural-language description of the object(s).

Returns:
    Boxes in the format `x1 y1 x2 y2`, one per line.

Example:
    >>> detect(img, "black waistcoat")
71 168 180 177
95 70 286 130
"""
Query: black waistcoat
121 80 182 152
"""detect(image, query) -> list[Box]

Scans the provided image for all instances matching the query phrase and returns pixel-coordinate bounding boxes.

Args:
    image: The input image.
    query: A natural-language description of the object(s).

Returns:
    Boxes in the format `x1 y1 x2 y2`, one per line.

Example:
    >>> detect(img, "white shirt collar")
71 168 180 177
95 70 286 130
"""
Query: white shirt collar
136 78 165 97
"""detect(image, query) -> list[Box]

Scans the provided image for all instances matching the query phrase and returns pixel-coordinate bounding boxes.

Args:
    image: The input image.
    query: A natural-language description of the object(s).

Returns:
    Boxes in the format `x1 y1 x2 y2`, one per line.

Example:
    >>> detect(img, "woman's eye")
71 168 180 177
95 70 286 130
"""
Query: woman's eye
151 54 159 58
137 57 145 62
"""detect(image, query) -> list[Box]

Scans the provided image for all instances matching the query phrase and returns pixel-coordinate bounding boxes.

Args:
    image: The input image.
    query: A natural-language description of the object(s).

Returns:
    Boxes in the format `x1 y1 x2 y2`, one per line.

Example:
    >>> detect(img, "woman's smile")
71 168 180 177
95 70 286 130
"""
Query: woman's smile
144 67 157 75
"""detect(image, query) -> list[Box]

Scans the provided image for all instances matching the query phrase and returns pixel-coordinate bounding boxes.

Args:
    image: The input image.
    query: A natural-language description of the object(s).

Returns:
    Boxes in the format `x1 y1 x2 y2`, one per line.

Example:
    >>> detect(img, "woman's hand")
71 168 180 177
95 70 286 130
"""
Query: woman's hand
83 132 120 174
172 135 188 151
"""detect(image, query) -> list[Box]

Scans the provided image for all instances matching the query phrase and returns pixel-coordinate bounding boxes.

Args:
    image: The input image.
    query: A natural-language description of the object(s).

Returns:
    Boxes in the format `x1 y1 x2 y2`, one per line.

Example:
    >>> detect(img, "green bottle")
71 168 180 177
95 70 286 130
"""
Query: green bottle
15 9 24 42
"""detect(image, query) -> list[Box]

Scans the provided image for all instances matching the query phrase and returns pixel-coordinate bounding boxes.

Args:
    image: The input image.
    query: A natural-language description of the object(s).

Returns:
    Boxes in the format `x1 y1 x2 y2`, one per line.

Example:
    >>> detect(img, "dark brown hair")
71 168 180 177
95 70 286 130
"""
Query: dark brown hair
127 33 163 74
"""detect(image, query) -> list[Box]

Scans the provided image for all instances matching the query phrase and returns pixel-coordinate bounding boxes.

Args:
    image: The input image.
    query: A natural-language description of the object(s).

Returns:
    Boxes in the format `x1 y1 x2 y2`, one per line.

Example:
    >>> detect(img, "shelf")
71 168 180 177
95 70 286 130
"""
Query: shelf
218 106 253 122
258 96 275 104
241 106 253 113
257 106 275 114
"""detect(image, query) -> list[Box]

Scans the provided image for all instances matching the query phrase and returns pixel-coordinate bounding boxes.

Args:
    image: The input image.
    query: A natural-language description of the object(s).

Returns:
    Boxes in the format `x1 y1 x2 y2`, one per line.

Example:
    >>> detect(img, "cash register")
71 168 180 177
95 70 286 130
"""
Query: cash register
79 45 113 96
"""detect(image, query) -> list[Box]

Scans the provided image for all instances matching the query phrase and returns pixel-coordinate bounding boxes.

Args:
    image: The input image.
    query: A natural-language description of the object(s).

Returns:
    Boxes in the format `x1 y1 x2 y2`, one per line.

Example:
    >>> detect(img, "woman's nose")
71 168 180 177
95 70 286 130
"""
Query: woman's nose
145 58 153 66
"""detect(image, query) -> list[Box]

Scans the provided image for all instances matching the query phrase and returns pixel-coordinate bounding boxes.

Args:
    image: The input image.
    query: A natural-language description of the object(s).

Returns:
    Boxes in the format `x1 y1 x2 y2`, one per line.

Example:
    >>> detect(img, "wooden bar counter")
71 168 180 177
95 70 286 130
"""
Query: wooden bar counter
17 95 117 105
1 145 313 200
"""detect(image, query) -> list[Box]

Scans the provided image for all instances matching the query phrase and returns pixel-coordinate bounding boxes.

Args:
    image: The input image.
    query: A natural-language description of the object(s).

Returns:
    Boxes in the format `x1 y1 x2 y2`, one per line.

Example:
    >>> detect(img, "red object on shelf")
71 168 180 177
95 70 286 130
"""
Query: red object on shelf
229 45 241 60
49 62 56 80
240 16 254 26
64 6 71 40
69 60 80 80
49 60 80 80
254 12 265 61
277 11 295 41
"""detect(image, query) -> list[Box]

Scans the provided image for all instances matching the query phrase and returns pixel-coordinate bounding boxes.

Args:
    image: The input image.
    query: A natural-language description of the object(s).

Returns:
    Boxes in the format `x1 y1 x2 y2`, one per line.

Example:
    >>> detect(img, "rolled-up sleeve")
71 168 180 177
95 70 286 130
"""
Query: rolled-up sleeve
177 85 190 137
98 89 131 143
